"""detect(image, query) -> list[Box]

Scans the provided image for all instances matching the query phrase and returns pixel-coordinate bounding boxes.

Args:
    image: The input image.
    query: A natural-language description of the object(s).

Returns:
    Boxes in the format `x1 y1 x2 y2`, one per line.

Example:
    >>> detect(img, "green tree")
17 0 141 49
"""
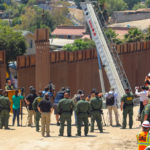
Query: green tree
132 2 146 10
124 27 144 42
105 0 128 15
93 0 109 25
0 3 6 10
0 19 9 26
0 25 26 65
146 0 150 8
124 0 141 9
51 7 73 26
144 27 150 40
63 39 96 52
105 28 122 44
15 7 56 32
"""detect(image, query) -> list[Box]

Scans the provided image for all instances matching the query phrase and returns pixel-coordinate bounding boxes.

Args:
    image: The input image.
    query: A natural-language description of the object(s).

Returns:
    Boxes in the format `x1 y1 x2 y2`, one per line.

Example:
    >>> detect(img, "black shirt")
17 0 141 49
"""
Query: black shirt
38 99 52 112
26 93 37 110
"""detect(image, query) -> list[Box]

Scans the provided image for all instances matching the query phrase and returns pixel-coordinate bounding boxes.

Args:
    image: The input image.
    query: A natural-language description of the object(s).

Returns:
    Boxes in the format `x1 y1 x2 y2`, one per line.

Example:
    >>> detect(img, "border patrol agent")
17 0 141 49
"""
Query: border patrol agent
90 91 103 133
121 88 134 129
58 91 74 137
32 91 43 132
75 94 90 136
137 120 150 150
0 90 10 129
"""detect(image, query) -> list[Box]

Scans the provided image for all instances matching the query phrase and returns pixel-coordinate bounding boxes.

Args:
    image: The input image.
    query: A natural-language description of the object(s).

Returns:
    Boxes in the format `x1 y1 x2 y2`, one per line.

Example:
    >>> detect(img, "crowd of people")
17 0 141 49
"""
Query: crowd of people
1 74 150 149
0 82 134 137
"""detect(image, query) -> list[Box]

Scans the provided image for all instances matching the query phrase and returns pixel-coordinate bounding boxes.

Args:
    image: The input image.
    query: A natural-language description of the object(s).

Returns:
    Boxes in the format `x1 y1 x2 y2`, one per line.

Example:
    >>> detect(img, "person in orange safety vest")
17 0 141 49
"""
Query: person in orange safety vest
137 120 150 150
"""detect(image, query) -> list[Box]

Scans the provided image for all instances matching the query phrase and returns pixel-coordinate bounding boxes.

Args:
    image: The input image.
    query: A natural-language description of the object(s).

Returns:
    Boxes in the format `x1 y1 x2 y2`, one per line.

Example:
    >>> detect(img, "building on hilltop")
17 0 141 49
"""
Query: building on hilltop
111 8 150 24
108 19 150 39
50 25 90 50
51 26 88 39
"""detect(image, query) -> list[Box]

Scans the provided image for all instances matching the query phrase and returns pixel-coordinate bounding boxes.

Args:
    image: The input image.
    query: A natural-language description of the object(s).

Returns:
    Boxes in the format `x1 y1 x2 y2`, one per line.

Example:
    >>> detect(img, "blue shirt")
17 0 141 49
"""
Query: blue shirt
54 91 64 104
12 95 24 110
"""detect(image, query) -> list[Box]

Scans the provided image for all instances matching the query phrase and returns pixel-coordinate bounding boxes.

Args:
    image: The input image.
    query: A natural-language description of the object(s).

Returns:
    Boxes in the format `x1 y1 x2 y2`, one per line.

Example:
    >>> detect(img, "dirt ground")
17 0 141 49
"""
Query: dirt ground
0 106 141 150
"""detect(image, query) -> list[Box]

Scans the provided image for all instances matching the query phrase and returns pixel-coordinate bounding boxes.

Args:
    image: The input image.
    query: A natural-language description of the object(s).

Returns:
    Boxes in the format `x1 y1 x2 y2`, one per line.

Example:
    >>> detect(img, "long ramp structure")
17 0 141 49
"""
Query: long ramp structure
80 2 131 99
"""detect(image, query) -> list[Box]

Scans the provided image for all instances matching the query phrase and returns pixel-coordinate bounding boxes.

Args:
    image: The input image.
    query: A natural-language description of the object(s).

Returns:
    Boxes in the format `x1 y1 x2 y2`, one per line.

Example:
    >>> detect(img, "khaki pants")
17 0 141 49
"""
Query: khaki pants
107 106 119 125
41 112 51 136
27 110 36 126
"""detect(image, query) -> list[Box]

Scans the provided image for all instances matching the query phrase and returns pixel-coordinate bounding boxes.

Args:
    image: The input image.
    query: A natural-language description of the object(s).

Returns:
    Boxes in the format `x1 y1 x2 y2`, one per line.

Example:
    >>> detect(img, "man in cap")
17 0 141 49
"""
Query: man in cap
0 90 10 129
121 88 134 129
137 120 150 150
90 90 103 133
25 87 37 126
38 93 52 137
57 90 74 137
75 93 90 136
32 90 43 132
105 88 120 126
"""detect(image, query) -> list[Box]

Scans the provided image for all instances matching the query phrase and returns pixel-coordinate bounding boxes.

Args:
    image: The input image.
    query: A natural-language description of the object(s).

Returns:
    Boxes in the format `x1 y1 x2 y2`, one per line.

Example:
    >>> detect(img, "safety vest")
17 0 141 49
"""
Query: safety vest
137 131 150 150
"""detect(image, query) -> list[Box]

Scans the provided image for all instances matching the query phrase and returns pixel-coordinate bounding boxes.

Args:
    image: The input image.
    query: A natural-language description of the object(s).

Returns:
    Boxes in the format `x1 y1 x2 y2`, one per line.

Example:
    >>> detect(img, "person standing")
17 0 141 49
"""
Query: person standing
25 88 37 126
38 93 52 137
142 98 150 122
121 88 134 129
72 89 83 125
105 88 120 126
53 87 65 126
90 91 103 133
0 90 10 129
140 99 149 124
75 93 90 136
57 91 74 137
12 89 24 126
137 120 150 150
135 86 148 120
32 91 43 132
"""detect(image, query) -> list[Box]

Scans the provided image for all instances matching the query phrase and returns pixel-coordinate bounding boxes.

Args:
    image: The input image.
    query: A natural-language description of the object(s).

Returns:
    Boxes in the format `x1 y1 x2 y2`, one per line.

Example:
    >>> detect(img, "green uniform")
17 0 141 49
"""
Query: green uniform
0 96 10 129
141 104 150 123
32 96 42 131
57 98 74 136
121 93 134 129
75 99 90 136
90 96 103 132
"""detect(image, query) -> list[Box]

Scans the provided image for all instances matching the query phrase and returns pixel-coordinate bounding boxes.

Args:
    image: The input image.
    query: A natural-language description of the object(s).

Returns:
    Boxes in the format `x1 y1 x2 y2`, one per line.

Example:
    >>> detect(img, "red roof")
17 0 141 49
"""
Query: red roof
51 26 86 36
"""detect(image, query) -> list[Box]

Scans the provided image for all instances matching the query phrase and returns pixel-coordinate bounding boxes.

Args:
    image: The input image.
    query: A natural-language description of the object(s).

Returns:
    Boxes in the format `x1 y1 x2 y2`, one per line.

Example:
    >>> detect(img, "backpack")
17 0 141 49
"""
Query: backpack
106 93 115 106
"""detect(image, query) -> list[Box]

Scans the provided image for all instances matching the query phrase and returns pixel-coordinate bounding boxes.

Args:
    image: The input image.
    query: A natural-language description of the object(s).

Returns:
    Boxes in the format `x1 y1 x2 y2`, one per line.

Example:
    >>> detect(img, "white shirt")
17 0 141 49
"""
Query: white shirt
135 89 148 102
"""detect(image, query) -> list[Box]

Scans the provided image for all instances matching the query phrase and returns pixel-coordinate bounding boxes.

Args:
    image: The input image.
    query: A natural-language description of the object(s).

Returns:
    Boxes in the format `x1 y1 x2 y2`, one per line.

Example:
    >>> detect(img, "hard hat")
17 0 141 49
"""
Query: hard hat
142 120 150 127
148 73 150 77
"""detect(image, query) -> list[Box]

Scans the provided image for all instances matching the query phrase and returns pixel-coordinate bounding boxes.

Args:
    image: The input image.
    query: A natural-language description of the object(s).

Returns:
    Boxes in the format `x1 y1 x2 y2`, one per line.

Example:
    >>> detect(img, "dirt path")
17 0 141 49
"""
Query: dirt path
0 107 140 150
